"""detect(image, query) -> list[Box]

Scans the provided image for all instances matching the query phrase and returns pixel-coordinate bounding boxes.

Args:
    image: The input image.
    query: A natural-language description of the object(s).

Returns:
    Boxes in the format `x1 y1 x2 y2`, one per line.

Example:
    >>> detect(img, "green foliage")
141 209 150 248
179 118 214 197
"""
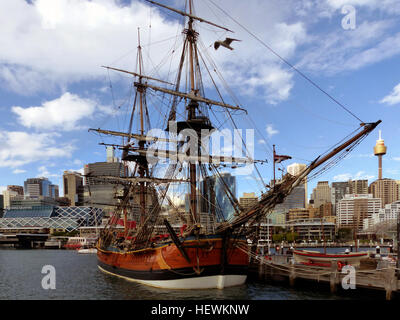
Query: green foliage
272 232 299 243
337 228 353 241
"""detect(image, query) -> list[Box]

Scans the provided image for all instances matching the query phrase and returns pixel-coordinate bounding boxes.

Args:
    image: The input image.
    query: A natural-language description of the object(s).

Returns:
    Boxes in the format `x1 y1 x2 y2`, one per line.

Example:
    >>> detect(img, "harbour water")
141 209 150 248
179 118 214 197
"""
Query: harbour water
0 249 387 300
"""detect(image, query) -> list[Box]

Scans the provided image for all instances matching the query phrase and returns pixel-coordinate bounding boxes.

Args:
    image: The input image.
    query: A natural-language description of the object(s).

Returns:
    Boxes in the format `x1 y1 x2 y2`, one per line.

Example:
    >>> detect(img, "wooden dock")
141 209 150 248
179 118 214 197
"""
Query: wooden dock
250 254 400 300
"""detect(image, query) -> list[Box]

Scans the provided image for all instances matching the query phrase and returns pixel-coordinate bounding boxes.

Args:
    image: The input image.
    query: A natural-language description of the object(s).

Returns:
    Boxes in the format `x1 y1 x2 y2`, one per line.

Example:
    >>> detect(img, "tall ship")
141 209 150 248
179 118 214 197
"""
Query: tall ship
90 0 381 289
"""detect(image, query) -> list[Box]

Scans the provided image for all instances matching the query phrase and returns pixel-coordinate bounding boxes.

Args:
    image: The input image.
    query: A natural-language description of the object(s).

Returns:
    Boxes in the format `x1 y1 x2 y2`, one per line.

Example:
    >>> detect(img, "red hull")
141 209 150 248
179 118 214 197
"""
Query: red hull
97 237 249 288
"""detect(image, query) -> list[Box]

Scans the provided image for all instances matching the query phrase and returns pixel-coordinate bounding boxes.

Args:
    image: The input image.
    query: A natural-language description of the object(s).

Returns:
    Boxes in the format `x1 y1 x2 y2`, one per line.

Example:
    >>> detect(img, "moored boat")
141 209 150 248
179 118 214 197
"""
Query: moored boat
92 0 380 290
293 249 369 267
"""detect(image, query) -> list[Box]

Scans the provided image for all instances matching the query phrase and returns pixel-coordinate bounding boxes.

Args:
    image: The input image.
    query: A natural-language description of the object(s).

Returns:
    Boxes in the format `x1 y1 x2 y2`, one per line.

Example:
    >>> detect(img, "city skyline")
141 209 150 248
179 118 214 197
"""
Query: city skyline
1 0 400 202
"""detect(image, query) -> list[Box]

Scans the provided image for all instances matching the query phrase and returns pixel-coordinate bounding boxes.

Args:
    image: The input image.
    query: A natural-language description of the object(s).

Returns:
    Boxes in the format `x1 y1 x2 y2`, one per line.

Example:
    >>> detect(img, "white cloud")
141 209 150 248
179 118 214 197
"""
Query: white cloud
333 171 375 181
0 0 309 105
380 83 400 105
266 124 279 138
0 186 7 194
258 139 267 145
386 169 400 175
12 92 100 131
0 0 180 93
393 157 400 161
12 169 26 174
333 173 353 181
37 165 59 178
325 0 400 14
298 19 400 74
0 131 74 168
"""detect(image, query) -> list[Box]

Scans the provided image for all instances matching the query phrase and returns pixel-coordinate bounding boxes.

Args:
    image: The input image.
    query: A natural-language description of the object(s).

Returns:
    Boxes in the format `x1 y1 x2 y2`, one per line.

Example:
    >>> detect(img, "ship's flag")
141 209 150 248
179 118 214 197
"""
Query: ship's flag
274 154 292 164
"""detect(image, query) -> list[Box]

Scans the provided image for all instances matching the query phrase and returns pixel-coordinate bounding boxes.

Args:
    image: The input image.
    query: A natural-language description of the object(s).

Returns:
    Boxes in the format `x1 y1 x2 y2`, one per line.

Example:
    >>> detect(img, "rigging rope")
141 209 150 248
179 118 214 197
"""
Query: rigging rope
208 0 365 124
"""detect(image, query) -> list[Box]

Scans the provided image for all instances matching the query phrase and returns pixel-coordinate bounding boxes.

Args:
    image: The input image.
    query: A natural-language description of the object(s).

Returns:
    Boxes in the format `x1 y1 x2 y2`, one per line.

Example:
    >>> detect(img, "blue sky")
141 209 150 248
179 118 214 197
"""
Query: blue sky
0 0 399 201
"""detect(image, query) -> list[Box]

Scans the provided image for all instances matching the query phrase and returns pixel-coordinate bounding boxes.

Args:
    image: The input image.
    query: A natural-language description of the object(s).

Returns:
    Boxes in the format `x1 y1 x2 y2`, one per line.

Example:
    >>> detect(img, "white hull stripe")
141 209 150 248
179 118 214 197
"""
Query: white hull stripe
98 266 247 290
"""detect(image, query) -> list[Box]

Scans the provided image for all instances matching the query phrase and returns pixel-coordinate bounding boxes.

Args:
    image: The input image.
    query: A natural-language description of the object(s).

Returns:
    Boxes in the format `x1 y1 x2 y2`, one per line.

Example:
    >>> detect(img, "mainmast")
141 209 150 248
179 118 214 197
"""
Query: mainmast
136 28 147 226
187 0 199 227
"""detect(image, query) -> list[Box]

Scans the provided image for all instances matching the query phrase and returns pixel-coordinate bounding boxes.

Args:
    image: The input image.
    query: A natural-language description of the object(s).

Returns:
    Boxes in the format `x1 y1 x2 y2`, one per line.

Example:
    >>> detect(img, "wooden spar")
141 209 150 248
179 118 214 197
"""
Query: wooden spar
137 28 146 225
86 175 189 184
101 66 174 85
88 128 177 143
188 0 198 225
133 148 256 164
309 121 381 170
217 120 382 233
134 82 246 112
144 0 233 33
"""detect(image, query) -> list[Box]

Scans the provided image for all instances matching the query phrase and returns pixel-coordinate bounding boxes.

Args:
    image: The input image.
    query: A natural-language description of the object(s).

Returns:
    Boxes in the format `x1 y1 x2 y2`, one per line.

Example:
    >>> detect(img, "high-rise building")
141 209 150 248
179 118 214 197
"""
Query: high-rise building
364 200 400 230
63 171 84 206
83 160 126 215
7 185 24 196
24 177 53 198
287 208 310 221
50 185 59 198
369 178 399 208
337 194 381 232
311 181 331 208
287 163 308 208
200 173 237 221
239 192 258 211
0 194 3 218
84 162 125 186
331 181 349 214
319 202 333 217
2 189 23 209
349 180 368 195
272 182 306 218
106 146 119 163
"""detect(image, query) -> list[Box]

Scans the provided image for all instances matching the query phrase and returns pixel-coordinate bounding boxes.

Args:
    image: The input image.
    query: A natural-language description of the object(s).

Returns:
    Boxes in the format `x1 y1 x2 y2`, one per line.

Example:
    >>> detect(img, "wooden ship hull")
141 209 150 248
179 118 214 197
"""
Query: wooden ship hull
89 0 381 292
97 236 248 289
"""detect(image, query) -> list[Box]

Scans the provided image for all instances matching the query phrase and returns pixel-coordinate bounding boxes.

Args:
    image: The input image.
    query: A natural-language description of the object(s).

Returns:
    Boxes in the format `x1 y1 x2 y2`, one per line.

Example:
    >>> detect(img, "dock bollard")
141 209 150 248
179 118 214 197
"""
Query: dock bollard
376 246 381 258
330 259 338 294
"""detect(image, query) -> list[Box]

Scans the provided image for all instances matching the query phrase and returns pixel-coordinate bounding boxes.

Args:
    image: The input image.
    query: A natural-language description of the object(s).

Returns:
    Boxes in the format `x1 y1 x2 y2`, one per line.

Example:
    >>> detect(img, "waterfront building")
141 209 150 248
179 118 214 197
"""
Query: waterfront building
286 218 335 241
0 206 103 232
239 192 258 211
10 196 57 208
331 181 349 214
310 181 331 208
369 178 399 208
63 171 84 206
337 194 381 232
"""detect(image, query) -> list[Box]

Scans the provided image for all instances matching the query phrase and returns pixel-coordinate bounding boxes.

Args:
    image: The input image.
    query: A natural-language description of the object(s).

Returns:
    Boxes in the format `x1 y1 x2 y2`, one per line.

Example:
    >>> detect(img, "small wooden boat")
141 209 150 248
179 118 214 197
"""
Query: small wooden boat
77 248 97 254
293 249 369 267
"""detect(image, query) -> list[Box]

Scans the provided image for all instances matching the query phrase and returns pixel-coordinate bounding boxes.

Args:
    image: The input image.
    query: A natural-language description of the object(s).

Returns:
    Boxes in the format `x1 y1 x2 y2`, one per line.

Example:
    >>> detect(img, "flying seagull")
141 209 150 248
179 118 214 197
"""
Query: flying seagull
214 38 241 50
